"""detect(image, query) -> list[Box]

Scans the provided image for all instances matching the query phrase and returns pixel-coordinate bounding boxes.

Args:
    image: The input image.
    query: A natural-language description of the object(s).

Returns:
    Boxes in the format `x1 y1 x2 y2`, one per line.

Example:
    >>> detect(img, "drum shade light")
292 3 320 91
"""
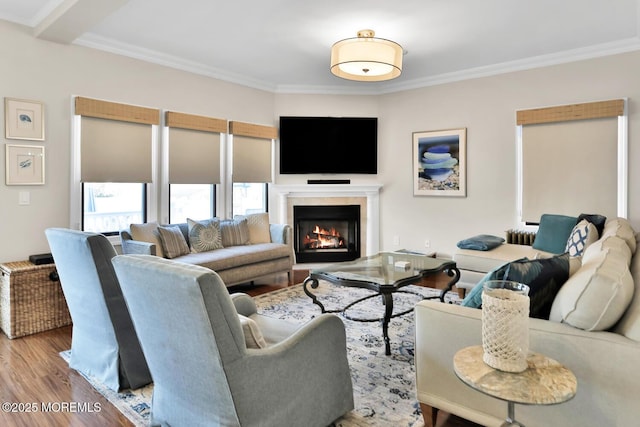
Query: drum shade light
330 29 403 82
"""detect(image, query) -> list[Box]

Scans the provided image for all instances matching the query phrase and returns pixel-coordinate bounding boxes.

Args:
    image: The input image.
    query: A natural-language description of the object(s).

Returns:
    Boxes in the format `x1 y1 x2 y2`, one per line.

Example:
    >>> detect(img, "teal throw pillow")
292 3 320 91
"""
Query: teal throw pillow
456 234 505 251
461 261 513 308
461 253 570 319
532 214 578 254
503 253 570 319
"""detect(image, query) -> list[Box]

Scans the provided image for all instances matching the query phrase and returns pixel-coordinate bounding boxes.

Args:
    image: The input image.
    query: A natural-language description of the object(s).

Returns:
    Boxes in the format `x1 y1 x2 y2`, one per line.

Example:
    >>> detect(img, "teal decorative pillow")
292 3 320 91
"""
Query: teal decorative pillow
187 218 223 253
461 253 570 319
461 262 513 308
532 214 578 254
157 225 190 259
220 218 250 247
456 234 505 251
503 253 570 319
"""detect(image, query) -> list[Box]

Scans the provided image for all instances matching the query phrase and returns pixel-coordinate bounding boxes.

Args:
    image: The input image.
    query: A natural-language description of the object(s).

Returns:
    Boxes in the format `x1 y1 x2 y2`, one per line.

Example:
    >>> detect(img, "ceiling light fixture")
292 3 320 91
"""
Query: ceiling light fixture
330 29 403 82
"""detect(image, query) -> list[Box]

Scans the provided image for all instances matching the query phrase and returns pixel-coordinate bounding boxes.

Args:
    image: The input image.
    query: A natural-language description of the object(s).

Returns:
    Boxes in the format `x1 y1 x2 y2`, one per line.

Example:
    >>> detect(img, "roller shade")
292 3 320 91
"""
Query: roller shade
76 97 159 183
168 127 221 184
80 116 153 182
521 118 618 223
230 121 276 183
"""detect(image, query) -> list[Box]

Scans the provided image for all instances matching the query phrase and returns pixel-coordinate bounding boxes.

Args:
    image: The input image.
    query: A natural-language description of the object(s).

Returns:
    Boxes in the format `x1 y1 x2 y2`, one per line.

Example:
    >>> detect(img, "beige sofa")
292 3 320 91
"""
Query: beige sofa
415 217 639 426
120 214 295 287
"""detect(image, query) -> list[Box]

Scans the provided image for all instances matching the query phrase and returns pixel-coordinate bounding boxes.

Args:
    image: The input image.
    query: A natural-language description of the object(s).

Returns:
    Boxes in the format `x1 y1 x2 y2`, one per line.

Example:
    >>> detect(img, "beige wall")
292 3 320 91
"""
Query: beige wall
1 18 638 262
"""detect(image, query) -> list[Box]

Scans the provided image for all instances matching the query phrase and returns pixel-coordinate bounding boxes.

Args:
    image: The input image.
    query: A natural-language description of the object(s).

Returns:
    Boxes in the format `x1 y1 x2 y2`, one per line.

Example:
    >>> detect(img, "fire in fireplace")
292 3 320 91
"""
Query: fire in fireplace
294 205 360 263
302 225 346 250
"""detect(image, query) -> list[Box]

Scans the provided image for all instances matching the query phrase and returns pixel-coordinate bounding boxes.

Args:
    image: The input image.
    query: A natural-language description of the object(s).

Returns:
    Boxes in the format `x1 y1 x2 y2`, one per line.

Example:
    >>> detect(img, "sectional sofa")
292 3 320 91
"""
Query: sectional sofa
415 217 639 426
120 213 295 287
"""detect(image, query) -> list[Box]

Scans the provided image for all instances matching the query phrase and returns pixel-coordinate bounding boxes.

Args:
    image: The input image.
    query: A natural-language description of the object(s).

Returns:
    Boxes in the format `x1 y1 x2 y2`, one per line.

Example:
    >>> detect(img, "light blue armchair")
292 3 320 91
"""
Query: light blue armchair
44 228 152 391
112 254 354 427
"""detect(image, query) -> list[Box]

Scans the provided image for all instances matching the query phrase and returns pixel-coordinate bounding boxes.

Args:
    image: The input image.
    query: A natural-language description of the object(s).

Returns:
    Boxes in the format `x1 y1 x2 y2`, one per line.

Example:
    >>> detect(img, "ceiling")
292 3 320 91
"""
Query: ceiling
1 0 639 94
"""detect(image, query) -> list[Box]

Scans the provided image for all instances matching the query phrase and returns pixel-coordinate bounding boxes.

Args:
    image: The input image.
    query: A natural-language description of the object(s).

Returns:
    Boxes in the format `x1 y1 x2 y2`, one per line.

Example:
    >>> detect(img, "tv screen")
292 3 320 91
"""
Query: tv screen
279 116 377 174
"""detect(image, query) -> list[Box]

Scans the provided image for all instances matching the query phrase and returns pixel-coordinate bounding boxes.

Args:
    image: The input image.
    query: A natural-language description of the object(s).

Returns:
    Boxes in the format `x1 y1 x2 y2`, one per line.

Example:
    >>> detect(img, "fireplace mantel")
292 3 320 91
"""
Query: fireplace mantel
272 184 382 255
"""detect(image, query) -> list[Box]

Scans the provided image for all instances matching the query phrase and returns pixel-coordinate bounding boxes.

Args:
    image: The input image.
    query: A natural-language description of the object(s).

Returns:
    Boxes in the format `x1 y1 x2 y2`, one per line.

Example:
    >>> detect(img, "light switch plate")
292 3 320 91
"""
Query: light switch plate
18 191 30 205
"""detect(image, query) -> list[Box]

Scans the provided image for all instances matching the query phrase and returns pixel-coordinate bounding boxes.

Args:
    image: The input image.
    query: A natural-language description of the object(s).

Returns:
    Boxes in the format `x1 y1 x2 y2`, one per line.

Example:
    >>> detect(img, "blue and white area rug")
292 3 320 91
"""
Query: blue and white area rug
62 282 460 426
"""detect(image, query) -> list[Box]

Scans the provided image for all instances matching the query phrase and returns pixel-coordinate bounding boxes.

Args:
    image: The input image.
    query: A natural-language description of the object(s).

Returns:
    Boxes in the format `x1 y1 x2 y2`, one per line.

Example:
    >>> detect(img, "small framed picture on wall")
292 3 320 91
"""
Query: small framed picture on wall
5 144 45 185
5 98 45 141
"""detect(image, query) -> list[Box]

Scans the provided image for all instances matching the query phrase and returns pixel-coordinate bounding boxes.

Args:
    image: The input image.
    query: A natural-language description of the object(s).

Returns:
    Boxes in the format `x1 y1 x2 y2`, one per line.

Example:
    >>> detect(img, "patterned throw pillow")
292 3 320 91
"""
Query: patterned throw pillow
234 213 271 244
157 225 190 259
565 219 598 257
220 218 250 247
187 218 223 253
462 253 570 319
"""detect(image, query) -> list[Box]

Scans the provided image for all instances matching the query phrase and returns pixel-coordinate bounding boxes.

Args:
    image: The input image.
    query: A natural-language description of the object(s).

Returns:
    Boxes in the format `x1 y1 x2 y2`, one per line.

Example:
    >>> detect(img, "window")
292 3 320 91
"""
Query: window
232 183 267 216
516 99 627 224
170 184 216 223
72 97 160 237
165 111 225 222
83 183 146 234
229 121 276 217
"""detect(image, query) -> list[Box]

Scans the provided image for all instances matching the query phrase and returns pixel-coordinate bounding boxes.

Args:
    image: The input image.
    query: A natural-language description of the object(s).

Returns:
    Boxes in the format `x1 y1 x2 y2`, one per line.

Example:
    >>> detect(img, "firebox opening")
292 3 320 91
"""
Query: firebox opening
294 205 360 263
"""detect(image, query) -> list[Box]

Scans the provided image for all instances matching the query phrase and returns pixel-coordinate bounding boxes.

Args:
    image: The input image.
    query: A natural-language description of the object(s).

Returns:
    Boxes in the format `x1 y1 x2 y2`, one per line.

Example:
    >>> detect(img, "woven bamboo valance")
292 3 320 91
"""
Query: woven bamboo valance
516 99 624 126
165 111 227 133
229 121 277 139
516 99 624 125
75 96 160 125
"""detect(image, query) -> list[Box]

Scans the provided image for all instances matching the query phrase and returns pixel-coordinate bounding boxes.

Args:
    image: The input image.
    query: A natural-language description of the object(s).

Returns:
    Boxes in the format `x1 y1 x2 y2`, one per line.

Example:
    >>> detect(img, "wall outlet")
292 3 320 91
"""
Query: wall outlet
393 235 400 245
424 239 431 248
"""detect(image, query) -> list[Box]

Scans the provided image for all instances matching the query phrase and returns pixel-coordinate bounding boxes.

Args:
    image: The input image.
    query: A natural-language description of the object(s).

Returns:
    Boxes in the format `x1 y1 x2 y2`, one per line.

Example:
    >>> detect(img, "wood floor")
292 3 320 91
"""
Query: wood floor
0 269 478 427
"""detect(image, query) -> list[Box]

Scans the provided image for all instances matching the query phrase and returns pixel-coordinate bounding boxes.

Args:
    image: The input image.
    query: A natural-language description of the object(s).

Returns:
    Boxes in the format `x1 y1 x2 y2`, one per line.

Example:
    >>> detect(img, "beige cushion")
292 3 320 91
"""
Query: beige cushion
454 243 553 274
549 244 634 331
236 213 271 244
583 235 632 266
602 218 637 254
613 235 640 340
238 314 267 348
157 225 191 259
130 222 164 258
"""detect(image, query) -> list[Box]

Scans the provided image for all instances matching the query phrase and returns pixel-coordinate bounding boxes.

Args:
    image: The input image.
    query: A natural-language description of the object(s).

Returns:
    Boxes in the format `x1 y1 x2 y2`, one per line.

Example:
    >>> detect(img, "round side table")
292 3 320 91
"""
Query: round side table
453 345 577 427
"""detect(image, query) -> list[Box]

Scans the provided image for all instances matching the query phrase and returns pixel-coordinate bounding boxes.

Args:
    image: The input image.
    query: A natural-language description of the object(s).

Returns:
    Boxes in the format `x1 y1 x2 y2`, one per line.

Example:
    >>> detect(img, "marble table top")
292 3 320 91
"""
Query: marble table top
453 345 577 406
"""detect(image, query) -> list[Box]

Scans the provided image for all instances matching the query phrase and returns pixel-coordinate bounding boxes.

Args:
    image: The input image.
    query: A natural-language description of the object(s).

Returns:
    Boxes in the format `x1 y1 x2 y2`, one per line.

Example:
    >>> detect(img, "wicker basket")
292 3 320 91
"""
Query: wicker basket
481 280 530 373
0 261 71 339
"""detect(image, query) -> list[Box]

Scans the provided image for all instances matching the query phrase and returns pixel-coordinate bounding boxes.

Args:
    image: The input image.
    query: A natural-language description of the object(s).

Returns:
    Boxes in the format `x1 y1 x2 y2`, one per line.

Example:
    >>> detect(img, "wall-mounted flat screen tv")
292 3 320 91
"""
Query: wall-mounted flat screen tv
279 116 377 174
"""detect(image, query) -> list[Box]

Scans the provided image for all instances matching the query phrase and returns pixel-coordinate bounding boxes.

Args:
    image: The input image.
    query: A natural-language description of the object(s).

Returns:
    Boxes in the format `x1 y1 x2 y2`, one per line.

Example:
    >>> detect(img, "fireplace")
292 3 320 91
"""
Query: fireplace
294 205 361 263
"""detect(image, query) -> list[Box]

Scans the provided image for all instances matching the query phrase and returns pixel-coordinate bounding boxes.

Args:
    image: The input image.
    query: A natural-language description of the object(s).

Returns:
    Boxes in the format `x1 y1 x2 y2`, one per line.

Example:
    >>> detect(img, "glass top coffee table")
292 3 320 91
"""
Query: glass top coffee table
303 252 460 355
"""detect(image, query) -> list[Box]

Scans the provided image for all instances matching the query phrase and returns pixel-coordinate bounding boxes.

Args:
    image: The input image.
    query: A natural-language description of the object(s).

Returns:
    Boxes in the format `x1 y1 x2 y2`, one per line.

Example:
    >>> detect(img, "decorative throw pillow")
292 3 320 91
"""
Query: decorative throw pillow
220 218 250 247
532 214 578 254
238 314 267 349
187 218 223 253
461 254 570 320
456 234 505 251
461 262 513 308
501 253 570 319
157 225 190 259
577 213 607 238
565 219 598 257
235 212 271 244
130 222 164 258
